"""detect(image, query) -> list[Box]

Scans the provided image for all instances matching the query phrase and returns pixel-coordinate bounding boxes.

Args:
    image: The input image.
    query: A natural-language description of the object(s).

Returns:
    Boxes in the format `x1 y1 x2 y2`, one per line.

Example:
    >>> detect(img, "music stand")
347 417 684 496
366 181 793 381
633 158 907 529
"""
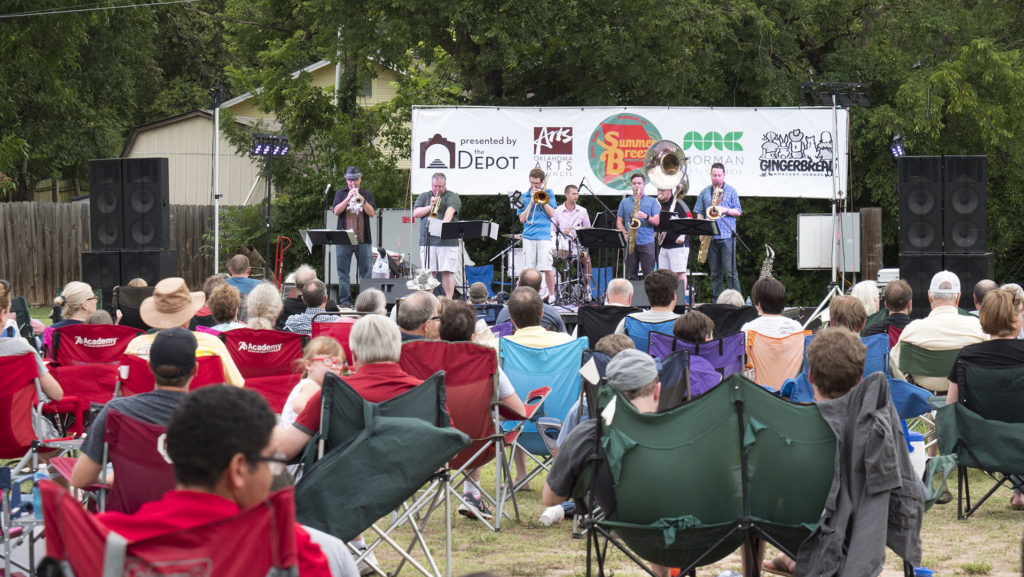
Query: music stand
658 219 718 305
301 229 357 299
578 228 625 303
439 220 499 298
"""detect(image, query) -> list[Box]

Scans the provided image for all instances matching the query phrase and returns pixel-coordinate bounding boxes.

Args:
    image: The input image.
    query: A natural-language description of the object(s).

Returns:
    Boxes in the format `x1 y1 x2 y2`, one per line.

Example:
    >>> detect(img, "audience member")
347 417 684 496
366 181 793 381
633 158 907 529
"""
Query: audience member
1001 283 1024 299
716 289 745 307
863 280 913 338
850 280 881 317
44 281 97 352
972 279 998 315
246 282 285 330
468 282 490 305
97 386 357 577
191 274 227 329
125 277 244 387
595 333 635 357
396 290 440 342
208 284 245 332
225 254 261 295
85 310 114 325
504 287 574 348
828 295 867 333
614 269 680 334
126 278 148 288
543 349 668 577
671 310 722 395
284 280 333 336
354 289 386 315
281 265 340 326
890 271 986 392
70 327 196 489
740 277 802 337
494 269 568 332
604 279 634 306
280 337 345 429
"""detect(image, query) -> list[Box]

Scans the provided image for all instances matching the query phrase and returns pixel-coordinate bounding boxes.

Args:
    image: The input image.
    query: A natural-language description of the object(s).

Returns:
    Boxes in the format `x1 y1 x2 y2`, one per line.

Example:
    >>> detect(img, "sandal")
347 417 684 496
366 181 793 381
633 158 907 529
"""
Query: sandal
762 555 795 577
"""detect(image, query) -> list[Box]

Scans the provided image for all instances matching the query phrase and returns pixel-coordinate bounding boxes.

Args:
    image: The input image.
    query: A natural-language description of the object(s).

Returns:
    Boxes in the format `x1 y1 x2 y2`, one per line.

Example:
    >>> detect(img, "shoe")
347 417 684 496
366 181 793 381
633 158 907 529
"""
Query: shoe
457 494 494 520
538 505 565 526
353 545 378 576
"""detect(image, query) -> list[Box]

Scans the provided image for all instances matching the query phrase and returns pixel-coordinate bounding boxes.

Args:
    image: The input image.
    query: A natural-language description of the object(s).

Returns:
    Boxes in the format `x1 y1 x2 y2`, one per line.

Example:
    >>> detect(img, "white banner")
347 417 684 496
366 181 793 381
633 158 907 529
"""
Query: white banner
410 106 848 199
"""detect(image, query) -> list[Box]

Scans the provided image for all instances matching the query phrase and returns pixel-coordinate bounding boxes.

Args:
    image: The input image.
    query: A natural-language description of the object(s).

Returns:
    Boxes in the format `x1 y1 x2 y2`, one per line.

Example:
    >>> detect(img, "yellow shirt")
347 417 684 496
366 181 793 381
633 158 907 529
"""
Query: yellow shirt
125 331 245 387
889 306 986 392
503 325 575 349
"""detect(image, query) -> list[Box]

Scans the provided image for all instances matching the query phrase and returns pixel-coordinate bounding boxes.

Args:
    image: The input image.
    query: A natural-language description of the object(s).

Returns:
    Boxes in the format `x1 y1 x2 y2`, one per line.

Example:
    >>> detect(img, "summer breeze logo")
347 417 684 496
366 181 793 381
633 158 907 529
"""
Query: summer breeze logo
759 128 833 176
587 114 661 191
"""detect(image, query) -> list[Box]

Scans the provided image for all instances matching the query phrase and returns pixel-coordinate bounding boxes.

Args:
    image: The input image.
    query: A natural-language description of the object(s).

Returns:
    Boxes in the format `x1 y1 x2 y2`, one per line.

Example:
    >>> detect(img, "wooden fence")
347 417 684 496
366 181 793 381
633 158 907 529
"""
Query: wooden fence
0 202 214 306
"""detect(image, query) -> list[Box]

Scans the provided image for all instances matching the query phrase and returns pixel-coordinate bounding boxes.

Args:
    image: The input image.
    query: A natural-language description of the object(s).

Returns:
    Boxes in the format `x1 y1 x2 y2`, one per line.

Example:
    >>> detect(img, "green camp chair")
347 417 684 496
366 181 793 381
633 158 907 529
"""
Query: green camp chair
936 363 1024 519
898 342 962 451
581 375 837 576
295 372 470 577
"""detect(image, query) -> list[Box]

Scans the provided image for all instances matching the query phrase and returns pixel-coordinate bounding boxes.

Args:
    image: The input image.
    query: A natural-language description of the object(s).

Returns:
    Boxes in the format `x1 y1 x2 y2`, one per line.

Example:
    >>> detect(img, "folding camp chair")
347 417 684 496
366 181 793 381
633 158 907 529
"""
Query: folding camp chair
115 354 226 397
464 265 495 296
311 312 359 366
781 332 891 403
694 303 759 339
9 296 37 349
398 340 550 532
221 328 307 412
39 480 299 577
898 342 962 450
113 285 156 332
577 306 641 347
745 330 811 392
583 375 838 576
295 372 470 577
46 324 144 435
498 337 588 517
648 331 746 380
623 316 676 356
490 321 516 339
936 363 1024 519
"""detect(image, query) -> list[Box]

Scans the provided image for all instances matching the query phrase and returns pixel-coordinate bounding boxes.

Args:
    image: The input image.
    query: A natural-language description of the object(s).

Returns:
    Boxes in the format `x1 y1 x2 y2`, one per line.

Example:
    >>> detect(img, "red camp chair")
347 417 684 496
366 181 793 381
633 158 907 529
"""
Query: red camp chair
311 313 359 366
40 480 299 577
399 340 549 532
115 355 226 397
221 328 307 412
0 354 45 461
45 324 144 435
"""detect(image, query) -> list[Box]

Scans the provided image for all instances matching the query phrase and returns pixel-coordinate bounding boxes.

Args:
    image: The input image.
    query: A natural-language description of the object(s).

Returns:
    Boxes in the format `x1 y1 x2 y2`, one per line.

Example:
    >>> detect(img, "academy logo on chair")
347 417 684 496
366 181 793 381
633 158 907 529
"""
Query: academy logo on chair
123 558 212 576
74 335 119 348
236 342 283 353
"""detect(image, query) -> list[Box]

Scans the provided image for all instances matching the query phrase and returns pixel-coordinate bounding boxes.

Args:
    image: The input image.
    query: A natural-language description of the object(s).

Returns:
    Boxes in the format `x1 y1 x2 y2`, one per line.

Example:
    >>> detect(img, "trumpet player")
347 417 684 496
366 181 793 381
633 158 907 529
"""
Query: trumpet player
694 163 742 300
332 165 377 306
616 172 660 280
517 168 558 302
413 172 461 298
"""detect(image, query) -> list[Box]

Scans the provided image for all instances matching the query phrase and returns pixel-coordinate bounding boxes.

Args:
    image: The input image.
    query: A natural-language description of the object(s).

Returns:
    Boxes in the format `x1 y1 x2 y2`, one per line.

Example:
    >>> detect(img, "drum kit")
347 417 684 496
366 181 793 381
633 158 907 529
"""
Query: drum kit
552 228 591 305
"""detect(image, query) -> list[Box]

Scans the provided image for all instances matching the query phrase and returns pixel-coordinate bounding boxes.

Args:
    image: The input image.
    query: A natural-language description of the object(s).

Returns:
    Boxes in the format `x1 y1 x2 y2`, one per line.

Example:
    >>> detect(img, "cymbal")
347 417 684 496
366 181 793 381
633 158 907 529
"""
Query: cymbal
502 234 523 239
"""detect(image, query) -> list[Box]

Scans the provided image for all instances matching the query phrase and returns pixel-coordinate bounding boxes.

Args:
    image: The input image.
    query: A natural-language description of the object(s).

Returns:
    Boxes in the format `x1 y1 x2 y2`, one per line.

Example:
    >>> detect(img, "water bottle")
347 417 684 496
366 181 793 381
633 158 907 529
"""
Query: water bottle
33 464 50 520
538 504 565 526
745 296 752 306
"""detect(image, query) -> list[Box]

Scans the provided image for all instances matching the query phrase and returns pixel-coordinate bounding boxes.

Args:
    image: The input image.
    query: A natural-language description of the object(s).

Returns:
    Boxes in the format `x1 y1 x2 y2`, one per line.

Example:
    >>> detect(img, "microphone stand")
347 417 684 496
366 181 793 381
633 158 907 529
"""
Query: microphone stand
579 177 616 219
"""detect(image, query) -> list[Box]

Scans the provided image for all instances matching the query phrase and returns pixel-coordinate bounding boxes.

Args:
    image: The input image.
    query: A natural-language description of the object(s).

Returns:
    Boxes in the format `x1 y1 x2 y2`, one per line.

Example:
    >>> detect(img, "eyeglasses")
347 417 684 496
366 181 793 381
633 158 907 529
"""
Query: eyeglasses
247 452 290 476
313 356 344 369
86 296 97 302
430 316 441 322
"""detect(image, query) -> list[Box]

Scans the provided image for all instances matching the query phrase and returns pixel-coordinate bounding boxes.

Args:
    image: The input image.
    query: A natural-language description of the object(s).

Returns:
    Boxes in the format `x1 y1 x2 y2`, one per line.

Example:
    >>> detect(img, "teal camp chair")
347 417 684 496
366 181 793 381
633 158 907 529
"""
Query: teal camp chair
295 372 470 577
937 363 1024 519
623 316 676 356
583 375 837 576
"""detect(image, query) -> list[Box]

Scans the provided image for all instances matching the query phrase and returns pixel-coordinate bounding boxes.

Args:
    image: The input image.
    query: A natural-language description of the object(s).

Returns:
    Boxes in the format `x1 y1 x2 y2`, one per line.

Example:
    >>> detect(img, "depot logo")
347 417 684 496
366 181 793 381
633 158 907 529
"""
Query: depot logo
74 336 119 348
587 114 662 191
418 133 520 171
681 131 744 152
237 342 283 354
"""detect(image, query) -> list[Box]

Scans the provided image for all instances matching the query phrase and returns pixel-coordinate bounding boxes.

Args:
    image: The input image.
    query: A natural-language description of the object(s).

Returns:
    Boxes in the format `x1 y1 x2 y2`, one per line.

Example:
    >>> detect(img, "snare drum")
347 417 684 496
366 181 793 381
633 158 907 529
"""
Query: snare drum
552 248 572 260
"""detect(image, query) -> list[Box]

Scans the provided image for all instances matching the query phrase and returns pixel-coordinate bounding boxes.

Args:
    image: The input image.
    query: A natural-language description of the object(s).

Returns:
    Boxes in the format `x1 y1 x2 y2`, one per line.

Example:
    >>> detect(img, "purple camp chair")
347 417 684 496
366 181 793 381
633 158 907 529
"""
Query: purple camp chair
648 331 746 379
491 321 516 339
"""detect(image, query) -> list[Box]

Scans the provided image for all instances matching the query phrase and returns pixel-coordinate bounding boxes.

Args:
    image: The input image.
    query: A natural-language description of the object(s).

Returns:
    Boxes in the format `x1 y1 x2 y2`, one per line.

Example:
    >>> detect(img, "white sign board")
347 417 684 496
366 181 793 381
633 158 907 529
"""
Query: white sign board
797 213 860 272
411 106 848 199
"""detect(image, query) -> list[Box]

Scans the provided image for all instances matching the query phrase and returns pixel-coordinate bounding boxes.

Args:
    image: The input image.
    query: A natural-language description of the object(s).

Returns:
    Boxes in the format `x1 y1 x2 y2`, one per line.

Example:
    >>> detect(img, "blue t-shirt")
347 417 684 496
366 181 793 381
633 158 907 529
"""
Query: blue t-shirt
693 184 741 240
225 276 261 295
517 192 558 241
616 195 660 246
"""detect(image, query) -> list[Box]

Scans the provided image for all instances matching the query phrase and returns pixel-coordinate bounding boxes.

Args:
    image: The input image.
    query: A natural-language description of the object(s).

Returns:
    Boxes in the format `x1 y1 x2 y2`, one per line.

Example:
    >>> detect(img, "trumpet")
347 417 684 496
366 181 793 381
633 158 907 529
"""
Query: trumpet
428 193 441 218
348 188 365 213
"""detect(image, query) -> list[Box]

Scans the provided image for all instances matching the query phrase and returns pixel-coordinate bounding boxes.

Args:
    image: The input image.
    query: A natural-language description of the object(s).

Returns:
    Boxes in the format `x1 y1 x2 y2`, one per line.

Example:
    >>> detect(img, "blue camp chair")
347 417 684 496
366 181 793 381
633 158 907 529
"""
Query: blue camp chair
591 266 614 301
464 265 495 296
623 316 676 356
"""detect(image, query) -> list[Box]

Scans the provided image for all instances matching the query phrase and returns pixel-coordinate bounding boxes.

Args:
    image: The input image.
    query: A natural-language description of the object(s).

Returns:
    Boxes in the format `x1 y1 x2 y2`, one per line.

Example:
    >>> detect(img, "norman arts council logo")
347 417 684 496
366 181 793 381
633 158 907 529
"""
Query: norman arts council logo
759 128 834 176
533 127 573 177
587 114 662 191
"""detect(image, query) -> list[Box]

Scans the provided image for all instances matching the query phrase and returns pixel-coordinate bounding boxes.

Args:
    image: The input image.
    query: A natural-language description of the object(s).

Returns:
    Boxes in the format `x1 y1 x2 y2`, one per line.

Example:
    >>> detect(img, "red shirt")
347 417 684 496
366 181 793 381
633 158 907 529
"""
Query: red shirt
98 490 331 577
294 362 422 433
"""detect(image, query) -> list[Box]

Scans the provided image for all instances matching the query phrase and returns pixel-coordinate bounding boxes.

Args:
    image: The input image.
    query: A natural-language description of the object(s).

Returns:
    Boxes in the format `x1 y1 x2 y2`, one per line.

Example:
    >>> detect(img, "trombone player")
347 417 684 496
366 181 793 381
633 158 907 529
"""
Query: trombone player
413 172 461 299
616 171 661 280
694 162 742 300
518 168 559 302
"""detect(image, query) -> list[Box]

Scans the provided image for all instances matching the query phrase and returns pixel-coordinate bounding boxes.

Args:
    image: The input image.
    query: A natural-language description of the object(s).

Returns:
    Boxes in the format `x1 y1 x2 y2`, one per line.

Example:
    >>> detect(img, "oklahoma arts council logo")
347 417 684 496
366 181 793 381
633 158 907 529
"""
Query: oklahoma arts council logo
587 114 662 191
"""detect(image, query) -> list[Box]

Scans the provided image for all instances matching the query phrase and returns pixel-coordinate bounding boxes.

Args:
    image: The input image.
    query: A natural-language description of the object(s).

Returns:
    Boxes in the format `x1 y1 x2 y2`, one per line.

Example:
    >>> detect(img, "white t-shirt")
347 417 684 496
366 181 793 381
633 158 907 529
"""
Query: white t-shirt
740 315 803 338
280 378 316 428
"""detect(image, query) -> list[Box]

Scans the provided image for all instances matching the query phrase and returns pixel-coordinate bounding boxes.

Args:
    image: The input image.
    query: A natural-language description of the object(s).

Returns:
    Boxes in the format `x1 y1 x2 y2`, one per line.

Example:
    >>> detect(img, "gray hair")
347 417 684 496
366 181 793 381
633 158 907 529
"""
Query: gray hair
350 314 402 364
397 291 438 331
292 264 317 288
850 281 880 315
606 278 633 299
355 289 387 314
245 282 283 330
716 289 744 307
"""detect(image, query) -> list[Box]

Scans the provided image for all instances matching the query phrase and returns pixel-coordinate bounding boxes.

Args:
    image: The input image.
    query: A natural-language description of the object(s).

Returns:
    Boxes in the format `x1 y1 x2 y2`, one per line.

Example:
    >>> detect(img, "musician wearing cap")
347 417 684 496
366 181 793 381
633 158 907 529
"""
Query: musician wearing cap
655 186 693 292
332 165 377 306
694 162 742 300
616 171 661 280
517 168 559 302
552 184 592 292
413 172 461 299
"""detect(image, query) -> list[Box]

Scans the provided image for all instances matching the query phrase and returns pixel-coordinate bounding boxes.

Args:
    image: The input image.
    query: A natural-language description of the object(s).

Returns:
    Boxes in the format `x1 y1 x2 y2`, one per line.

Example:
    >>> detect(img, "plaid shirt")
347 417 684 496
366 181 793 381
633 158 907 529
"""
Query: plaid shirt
283 307 332 336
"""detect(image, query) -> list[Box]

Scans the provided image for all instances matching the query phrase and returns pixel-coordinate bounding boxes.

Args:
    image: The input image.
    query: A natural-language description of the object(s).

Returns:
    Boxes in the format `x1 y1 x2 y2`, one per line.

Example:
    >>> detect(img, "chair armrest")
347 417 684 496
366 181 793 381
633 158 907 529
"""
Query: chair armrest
496 386 551 421
926 395 946 410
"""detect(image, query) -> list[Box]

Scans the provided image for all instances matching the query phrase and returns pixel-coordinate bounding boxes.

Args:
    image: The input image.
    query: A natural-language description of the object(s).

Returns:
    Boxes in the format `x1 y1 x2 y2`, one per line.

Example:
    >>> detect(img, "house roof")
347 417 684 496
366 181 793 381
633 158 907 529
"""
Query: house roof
219 59 336 110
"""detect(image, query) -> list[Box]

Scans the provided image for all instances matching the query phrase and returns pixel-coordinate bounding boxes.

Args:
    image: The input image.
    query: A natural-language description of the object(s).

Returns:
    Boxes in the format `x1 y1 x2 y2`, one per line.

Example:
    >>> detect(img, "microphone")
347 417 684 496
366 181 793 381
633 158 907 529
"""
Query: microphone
578 177 590 192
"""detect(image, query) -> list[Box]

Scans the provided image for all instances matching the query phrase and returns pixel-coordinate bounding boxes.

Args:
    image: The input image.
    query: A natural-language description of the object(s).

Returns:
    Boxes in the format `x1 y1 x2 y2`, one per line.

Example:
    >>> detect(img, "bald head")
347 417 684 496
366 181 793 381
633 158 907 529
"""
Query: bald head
519 268 542 292
974 279 998 310
508 287 543 328
605 278 633 306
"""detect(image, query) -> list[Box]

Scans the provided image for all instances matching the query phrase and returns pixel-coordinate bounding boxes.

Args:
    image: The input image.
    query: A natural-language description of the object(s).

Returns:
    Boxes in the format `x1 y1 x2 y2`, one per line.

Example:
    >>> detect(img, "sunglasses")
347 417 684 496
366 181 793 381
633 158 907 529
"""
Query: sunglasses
247 452 290 476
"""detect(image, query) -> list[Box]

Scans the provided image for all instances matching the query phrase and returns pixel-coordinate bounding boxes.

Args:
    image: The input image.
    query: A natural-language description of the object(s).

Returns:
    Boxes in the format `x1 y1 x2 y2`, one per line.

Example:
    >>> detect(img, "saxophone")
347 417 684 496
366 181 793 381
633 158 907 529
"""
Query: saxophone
760 244 775 279
627 193 642 254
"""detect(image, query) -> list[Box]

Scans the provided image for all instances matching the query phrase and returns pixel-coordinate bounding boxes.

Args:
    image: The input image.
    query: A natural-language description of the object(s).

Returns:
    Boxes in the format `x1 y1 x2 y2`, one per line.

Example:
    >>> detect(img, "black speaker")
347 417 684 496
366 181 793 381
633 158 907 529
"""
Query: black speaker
358 278 415 305
944 252 995 310
122 158 170 250
898 253 943 318
88 159 123 250
898 156 943 253
943 156 987 253
120 250 178 286
628 280 650 308
81 251 121 310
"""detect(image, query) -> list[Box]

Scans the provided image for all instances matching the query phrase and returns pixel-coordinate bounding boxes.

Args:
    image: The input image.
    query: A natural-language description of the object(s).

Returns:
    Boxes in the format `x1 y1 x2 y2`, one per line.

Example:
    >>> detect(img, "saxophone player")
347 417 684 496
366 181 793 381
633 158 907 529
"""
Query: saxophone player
694 163 742 300
616 172 660 280
413 172 461 299
332 165 377 306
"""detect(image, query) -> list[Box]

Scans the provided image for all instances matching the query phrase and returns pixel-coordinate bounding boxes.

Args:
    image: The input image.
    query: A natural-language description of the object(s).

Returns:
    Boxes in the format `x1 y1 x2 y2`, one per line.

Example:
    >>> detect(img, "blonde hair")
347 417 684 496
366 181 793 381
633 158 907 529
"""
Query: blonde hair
54 281 94 317
297 336 345 377
850 281 880 316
